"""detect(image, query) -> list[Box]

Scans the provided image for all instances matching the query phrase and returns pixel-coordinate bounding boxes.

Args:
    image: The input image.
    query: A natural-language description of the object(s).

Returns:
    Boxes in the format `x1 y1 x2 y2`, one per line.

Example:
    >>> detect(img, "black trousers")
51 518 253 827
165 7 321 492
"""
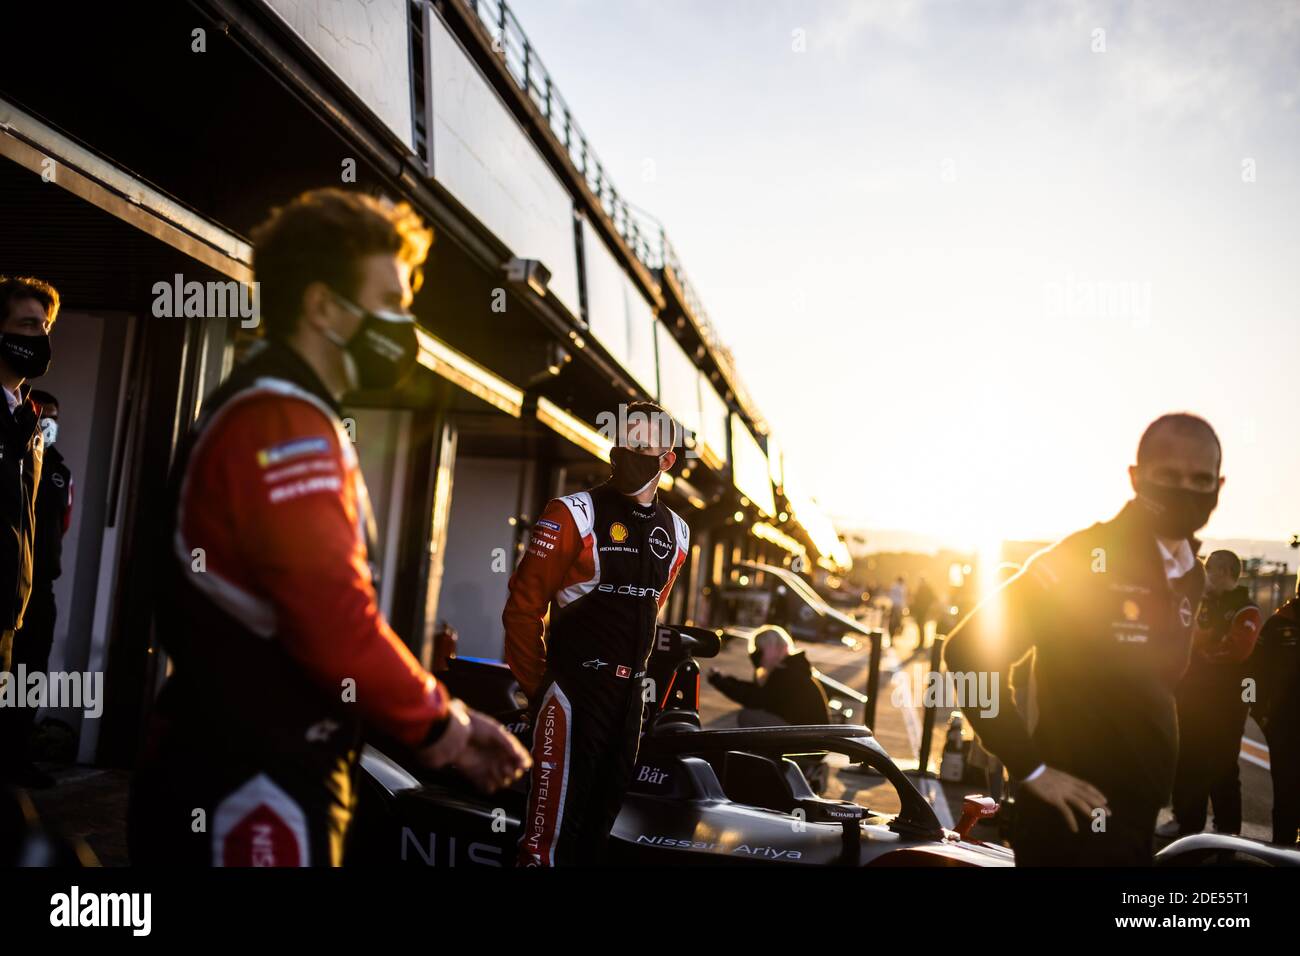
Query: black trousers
128 740 355 867
1263 720 1300 847
1172 688 1249 834
0 591 55 769
1013 791 1156 866
516 671 643 866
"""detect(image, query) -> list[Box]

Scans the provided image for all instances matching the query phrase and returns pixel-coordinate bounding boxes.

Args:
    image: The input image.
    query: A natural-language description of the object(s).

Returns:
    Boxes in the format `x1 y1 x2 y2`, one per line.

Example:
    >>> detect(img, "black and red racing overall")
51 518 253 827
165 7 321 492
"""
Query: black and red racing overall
128 340 451 866
504 483 688 865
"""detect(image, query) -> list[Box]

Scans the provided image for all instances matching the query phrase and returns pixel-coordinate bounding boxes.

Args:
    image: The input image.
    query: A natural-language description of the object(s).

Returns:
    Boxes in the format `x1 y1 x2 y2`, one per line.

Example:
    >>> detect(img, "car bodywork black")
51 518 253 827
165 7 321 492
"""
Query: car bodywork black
348 623 1299 868
348 624 1012 867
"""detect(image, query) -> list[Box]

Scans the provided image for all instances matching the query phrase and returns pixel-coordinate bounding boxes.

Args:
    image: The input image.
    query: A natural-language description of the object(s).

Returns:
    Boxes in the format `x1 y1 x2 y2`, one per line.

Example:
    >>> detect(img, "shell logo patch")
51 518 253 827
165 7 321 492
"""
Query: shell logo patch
609 522 629 543
1122 599 1141 622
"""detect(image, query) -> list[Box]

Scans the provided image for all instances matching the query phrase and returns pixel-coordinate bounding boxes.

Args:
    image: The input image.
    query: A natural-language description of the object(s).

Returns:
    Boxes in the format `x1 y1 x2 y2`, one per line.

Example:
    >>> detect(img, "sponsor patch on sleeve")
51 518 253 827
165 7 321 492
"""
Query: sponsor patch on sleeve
257 436 332 468
536 519 561 532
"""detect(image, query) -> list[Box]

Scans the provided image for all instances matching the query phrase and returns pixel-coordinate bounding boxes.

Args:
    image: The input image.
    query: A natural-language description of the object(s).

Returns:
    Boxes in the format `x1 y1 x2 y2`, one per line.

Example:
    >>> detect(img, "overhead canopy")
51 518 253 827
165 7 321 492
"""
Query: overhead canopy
414 327 523 417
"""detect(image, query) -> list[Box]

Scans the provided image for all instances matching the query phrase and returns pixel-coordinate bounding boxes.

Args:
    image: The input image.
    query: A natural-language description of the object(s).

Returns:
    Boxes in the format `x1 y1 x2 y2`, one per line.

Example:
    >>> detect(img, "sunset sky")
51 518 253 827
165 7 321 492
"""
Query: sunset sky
512 0 1300 548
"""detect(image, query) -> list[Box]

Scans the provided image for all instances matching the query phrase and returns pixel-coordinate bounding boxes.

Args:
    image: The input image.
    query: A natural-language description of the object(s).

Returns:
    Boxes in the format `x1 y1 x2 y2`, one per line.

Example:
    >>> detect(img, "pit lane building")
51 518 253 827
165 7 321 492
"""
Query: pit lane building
0 0 851 767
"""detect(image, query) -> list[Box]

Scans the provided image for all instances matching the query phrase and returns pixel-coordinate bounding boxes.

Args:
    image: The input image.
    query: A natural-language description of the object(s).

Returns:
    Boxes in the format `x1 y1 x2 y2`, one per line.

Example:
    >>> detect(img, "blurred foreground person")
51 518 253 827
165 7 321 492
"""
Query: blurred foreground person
504 401 688 866
1251 580 1300 845
0 390 72 790
708 625 829 727
0 276 57 786
129 190 528 866
1163 550 1260 837
945 413 1220 866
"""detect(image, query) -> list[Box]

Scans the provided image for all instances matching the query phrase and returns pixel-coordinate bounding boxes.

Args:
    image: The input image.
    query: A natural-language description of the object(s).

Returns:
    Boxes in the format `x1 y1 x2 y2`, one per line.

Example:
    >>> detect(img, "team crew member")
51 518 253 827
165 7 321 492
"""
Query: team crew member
1251 583 1300 845
0 276 56 786
0 390 73 789
504 402 689 865
128 190 528 866
708 625 830 727
944 413 1221 866
1164 550 1261 836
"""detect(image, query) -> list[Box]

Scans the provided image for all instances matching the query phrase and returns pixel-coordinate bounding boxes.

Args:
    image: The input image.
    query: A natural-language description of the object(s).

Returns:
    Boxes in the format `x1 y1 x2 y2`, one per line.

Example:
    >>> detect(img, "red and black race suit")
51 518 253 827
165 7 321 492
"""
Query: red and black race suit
128 341 449 867
504 482 688 866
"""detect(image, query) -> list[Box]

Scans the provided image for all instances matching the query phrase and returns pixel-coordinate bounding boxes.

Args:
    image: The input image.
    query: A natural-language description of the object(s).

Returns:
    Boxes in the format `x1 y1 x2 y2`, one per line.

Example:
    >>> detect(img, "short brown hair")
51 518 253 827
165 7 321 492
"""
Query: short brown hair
0 276 60 327
250 188 433 340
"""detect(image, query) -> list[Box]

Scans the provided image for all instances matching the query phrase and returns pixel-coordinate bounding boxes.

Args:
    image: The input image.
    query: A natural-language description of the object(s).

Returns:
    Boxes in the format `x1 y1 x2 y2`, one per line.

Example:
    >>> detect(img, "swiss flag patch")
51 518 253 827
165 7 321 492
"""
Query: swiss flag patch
615 665 631 679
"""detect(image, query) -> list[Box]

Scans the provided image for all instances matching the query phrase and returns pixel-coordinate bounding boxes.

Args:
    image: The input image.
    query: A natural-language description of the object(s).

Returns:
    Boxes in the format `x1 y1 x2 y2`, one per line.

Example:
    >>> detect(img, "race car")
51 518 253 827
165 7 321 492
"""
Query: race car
348 623 1012 866
721 562 875 647
347 623 1300 868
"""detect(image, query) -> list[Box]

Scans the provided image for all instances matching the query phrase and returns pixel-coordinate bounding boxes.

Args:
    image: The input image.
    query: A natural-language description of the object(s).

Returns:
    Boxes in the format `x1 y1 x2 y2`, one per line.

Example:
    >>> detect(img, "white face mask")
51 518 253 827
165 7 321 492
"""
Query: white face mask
39 417 57 446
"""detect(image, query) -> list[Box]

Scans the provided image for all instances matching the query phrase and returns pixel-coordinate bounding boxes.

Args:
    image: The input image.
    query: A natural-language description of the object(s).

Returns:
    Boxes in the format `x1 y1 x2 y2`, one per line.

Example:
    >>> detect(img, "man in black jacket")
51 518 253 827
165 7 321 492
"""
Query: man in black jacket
944 413 1220 866
0 390 72 789
1164 549 1260 836
708 625 829 727
1251 588 1300 845
0 276 56 785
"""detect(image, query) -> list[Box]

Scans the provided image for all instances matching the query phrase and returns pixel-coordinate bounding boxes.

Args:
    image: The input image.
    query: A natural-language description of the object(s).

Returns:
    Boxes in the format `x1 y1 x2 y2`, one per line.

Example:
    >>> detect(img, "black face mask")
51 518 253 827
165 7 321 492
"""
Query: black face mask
0 333 51 379
609 446 665 496
327 295 420 392
1135 479 1218 539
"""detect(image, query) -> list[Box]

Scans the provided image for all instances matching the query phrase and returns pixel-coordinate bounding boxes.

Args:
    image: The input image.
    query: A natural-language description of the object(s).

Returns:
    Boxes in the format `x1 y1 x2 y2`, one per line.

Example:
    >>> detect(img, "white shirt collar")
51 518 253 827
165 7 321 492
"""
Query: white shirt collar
1155 537 1196 582
1 386 18 414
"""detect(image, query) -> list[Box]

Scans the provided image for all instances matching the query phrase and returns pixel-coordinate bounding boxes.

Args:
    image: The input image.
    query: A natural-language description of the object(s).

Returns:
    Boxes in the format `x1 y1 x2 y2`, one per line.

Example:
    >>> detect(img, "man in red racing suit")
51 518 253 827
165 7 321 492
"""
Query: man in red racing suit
128 190 527 866
505 402 689 865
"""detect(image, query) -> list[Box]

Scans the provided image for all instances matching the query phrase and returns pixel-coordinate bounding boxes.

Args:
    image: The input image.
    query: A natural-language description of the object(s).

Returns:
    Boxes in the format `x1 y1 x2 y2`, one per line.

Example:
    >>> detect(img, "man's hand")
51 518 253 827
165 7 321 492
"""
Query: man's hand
418 700 532 792
1021 767 1110 833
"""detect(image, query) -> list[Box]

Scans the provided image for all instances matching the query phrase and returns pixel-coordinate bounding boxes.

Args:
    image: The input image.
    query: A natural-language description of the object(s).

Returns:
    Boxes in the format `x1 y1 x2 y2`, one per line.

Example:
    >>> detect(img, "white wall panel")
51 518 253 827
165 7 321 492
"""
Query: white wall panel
699 374 729 466
425 8 581 315
266 0 415 150
655 323 701 439
731 413 776 517
581 218 657 396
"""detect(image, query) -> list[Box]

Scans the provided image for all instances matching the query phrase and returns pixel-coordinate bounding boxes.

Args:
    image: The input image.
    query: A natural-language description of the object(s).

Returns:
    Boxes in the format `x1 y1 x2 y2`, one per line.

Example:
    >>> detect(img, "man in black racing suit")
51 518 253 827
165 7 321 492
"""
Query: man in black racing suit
504 401 689 865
